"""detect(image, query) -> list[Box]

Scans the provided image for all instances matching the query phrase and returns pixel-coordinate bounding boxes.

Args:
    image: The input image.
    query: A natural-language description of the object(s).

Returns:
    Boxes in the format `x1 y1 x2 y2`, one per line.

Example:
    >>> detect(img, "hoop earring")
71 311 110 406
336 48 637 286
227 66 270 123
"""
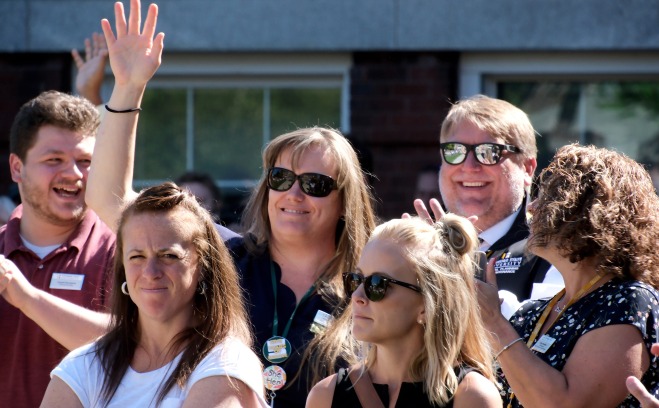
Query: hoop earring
121 281 129 295
197 281 207 296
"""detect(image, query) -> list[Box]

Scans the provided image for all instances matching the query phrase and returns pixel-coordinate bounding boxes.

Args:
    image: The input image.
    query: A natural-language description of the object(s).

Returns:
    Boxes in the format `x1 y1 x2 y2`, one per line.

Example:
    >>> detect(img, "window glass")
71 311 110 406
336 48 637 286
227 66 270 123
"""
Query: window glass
136 88 187 179
194 89 264 181
498 81 659 171
270 88 341 136
132 86 342 184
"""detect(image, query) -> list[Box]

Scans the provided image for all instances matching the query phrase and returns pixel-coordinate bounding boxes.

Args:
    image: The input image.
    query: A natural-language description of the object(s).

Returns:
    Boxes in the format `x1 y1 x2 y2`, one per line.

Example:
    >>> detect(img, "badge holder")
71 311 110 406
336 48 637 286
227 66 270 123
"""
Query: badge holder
263 262 317 407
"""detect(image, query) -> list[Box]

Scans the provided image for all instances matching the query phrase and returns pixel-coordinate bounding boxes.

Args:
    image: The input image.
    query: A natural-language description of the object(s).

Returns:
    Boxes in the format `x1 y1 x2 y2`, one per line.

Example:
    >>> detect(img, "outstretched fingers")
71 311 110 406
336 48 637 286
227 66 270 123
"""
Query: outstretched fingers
142 3 159 40
413 199 433 224
113 1 128 38
127 0 142 36
92 32 108 57
427 198 446 221
100 19 116 46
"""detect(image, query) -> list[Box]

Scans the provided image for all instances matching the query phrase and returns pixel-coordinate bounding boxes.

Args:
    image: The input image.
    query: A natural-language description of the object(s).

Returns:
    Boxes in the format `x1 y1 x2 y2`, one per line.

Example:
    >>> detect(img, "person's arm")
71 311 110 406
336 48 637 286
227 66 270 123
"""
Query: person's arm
182 376 262 408
0 256 109 350
306 374 336 408
477 262 649 408
71 32 108 106
453 371 502 408
86 0 164 232
40 376 84 408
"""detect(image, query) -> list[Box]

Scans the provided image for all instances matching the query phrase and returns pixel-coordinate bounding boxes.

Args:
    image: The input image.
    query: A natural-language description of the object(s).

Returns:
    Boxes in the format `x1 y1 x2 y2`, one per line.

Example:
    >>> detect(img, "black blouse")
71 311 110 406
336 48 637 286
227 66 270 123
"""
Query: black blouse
227 237 340 408
500 278 659 407
331 366 476 408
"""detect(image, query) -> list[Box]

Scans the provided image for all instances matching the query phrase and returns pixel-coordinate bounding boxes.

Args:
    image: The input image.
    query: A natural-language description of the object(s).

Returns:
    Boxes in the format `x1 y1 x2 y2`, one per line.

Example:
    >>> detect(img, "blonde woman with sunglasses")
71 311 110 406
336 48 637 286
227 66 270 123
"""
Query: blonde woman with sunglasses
307 216 501 407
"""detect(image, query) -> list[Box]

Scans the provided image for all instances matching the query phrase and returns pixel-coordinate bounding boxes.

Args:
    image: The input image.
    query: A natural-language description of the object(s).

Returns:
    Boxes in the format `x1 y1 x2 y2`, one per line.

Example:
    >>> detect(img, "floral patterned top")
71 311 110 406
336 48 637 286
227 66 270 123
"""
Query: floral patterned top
499 278 659 408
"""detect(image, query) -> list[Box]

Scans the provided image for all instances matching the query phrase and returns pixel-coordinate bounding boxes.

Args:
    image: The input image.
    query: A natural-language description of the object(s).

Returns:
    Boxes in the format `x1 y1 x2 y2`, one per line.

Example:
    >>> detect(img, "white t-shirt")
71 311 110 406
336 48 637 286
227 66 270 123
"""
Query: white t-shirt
51 337 268 408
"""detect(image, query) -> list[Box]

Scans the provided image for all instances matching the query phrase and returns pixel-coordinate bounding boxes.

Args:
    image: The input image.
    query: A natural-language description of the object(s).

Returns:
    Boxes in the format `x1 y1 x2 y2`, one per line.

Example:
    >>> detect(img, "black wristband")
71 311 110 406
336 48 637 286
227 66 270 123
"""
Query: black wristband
105 104 142 113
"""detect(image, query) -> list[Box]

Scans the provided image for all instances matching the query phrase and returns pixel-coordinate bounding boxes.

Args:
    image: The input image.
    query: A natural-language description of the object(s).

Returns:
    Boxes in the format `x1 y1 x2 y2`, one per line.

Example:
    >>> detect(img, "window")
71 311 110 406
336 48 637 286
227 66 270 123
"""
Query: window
460 53 659 171
112 53 351 189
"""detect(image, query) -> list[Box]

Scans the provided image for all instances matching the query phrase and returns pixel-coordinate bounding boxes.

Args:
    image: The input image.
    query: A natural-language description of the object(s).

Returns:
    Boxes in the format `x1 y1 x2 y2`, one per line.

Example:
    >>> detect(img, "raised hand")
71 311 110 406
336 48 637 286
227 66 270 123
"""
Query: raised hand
100 0 164 88
402 198 446 223
476 258 506 327
402 197 478 226
71 32 108 105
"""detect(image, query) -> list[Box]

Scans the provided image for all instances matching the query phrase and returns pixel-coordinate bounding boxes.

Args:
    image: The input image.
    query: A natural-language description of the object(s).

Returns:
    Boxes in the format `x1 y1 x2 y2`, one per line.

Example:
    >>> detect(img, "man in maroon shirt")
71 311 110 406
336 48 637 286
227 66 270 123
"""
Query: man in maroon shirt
0 91 115 407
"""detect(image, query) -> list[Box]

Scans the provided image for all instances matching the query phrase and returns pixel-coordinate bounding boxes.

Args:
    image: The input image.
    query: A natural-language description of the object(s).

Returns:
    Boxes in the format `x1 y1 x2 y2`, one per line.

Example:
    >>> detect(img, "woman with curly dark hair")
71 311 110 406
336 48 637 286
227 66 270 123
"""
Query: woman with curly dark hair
478 143 659 408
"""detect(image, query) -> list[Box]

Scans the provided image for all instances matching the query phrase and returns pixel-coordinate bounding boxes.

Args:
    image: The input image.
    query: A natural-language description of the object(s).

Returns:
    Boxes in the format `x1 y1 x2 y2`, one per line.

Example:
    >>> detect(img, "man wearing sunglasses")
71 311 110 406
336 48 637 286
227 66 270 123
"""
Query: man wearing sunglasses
413 95 561 317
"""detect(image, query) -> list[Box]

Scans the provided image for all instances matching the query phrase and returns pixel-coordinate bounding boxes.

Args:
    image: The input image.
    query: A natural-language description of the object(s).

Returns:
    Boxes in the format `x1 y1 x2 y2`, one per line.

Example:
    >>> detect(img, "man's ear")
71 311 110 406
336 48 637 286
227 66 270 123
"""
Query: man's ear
523 157 537 189
9 154 23 184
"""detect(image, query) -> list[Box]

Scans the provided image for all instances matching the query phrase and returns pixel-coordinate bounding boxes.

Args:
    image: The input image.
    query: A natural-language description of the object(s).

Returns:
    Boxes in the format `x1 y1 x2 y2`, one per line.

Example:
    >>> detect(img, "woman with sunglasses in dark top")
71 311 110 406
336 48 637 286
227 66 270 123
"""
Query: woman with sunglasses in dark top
83 2 377 406
306 216 501 407
226 127 376 406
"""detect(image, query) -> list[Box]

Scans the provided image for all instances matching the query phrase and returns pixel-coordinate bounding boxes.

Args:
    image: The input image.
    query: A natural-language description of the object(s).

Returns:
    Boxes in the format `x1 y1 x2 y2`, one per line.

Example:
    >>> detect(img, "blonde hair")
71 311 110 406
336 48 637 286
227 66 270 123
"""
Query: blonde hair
309 216 496 403
241 126 377 296
364 216 495 404
440 94 538 160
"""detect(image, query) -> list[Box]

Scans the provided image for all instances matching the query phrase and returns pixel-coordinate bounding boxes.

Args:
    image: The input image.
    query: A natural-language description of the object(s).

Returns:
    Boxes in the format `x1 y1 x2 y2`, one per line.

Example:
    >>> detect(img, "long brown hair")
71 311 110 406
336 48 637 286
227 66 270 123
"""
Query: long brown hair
96 182 251 405
241 126 377 297
240 127 377 386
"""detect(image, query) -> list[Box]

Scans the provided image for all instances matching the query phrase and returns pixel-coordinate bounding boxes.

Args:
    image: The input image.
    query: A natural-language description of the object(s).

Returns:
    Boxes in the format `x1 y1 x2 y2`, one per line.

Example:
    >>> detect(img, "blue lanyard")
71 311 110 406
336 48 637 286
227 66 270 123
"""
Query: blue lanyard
270 262 316 339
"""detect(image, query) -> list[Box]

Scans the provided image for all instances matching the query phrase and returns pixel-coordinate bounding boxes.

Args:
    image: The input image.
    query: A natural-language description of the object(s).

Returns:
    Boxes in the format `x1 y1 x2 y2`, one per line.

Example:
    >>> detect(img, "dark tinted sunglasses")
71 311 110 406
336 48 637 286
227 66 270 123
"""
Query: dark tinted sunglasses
267 167 338 198
440 142 520 166
343 271 422 302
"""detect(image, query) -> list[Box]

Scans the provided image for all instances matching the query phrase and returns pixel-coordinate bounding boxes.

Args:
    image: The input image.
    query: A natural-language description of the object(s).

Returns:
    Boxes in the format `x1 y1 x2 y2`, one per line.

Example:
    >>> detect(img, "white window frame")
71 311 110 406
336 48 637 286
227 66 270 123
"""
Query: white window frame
98 53 352 188
459 52 659 99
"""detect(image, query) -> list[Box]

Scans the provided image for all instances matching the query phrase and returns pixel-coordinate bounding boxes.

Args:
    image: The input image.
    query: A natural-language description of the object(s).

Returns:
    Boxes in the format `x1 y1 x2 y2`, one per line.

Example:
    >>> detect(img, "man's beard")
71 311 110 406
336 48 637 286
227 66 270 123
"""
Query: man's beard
20 181 86 227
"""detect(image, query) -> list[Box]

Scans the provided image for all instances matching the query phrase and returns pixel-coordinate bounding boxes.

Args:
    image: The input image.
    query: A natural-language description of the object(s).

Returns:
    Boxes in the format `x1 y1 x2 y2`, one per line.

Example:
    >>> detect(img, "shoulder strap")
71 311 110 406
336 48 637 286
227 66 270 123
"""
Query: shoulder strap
348 364 386 408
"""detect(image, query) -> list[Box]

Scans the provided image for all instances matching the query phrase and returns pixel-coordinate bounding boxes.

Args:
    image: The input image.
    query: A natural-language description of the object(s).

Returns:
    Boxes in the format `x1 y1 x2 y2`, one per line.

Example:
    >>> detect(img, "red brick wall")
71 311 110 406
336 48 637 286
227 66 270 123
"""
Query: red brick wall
349 52 459 221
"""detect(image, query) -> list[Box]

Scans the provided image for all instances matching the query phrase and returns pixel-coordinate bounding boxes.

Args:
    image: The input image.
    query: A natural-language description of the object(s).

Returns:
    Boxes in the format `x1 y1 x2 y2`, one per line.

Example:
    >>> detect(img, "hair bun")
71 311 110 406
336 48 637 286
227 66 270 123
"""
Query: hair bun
447 225 468 255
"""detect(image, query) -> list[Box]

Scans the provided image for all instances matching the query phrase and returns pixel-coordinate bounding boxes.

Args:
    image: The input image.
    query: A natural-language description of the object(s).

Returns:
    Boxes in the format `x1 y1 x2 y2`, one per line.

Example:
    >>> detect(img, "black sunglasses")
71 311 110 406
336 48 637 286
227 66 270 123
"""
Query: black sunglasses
267 167 338 198
343 271 422 302
440 142 520 166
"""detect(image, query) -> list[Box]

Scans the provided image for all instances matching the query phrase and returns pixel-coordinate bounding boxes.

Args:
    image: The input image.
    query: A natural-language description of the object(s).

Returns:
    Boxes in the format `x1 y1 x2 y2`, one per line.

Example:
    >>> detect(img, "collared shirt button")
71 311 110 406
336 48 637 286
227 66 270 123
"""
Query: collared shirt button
38 265 44 269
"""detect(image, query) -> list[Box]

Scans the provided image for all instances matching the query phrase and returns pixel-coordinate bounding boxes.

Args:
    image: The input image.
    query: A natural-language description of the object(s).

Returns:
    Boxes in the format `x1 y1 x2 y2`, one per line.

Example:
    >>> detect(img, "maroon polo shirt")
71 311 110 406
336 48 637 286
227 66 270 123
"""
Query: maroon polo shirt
0 205 115 408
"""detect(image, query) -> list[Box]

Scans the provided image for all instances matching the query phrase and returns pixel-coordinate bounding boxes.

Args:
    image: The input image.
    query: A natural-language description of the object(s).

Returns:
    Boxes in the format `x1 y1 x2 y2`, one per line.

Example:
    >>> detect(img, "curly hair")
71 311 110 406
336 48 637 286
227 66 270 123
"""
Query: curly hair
529 144 659 287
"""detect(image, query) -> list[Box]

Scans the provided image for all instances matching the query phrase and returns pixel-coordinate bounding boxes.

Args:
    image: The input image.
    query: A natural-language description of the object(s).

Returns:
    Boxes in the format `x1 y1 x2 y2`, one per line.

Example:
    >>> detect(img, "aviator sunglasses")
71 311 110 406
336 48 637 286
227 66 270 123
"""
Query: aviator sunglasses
267 167 338 198
343 271 422 302
440 142 520 166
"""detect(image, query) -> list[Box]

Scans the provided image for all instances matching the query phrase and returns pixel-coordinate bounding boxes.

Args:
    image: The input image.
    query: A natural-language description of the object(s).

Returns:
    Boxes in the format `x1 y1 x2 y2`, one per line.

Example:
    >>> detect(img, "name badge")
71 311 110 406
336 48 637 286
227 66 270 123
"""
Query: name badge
310 310 332 334
531 334 556 353
49 273 85 291
266 337 289 360
494 253 524 274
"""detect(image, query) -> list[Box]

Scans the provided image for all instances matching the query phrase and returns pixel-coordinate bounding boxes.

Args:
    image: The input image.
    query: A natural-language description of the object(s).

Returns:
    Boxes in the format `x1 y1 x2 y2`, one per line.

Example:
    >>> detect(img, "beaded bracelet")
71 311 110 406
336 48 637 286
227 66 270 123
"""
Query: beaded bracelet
105 104 142 113
495 337 524 359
